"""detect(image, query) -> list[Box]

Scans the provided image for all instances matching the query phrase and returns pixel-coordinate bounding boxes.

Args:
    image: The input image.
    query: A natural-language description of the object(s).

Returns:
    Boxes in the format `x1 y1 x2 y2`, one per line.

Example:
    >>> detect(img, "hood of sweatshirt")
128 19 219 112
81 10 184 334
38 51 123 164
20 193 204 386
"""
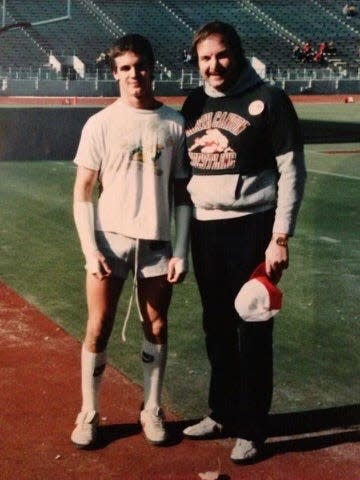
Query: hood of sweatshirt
204 60 265 98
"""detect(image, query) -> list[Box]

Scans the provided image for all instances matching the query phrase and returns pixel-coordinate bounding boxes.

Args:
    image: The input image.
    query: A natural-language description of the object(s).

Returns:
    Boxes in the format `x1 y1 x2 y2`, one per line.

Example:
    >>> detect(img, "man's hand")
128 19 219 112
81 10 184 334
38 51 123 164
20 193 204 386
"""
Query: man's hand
86 250 112 280
167 257 187 284
265 235 289 284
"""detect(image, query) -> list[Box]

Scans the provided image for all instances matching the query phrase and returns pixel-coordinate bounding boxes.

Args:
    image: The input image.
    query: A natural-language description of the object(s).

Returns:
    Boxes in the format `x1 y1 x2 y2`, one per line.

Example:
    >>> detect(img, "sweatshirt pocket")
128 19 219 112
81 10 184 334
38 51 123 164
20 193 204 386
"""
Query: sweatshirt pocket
187 174 241 209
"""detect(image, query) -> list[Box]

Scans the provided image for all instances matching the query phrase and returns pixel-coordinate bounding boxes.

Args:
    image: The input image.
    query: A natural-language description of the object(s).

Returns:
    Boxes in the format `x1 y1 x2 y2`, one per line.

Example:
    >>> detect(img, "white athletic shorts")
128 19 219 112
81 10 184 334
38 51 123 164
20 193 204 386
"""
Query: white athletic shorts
94 231 171 279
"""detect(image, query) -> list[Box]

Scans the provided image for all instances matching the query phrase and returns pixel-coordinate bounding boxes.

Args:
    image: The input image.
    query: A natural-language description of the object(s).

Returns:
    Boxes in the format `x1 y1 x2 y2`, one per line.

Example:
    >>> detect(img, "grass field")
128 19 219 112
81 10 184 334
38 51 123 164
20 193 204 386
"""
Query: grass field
295 103 360 123
0 104 359 420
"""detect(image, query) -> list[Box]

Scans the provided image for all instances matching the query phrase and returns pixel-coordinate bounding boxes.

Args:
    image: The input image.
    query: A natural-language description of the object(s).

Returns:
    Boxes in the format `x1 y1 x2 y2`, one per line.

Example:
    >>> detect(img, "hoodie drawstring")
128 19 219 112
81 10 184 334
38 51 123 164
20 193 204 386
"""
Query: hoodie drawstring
121 238 144 342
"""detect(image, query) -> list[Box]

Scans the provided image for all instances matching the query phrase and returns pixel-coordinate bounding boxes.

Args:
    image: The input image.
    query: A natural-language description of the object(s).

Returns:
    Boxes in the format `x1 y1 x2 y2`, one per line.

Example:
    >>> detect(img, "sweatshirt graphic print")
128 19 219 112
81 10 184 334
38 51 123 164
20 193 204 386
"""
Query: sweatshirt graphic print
181 80 306 233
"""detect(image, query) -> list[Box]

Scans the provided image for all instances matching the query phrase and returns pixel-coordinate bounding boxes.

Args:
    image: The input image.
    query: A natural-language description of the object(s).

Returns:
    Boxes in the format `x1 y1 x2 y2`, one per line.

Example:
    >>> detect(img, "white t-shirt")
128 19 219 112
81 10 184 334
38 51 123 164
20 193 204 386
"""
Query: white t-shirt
74 99 187 240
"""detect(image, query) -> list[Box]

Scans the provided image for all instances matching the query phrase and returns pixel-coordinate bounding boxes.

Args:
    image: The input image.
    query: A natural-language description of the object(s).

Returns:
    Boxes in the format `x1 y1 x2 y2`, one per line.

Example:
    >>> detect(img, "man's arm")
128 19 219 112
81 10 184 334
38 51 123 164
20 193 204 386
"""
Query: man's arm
265 149 306 280
167 178 192 284
265 89 306 280
73 165 111 280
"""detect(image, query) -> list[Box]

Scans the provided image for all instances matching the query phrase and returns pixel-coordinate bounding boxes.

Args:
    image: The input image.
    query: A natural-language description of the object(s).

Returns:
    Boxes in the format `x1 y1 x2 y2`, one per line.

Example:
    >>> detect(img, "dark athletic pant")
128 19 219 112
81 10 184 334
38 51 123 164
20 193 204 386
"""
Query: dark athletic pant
191 209 275 442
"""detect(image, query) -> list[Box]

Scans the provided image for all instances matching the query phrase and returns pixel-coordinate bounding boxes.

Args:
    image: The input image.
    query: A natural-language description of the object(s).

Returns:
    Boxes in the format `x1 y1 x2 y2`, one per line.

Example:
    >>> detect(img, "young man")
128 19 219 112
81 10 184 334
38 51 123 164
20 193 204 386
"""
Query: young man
181 22 306 463
70 34 191 448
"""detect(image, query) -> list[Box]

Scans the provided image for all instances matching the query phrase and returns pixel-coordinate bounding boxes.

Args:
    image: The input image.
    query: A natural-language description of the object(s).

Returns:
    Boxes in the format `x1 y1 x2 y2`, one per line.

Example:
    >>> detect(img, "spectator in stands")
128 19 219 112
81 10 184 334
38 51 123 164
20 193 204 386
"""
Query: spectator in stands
70 33 191 449
313 42 328 65
301 41 314 63
95 49 110 79
343 3 357 17
182 48 192 64
95 49 109 65
325 41 337 58
181 21 306 464
292 44 305 62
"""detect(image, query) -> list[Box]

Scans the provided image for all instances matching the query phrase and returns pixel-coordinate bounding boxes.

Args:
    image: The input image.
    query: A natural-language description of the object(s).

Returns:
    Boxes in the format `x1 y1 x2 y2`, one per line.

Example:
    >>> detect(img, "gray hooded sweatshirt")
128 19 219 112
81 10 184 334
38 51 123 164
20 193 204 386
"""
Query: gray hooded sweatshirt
181 62 306 235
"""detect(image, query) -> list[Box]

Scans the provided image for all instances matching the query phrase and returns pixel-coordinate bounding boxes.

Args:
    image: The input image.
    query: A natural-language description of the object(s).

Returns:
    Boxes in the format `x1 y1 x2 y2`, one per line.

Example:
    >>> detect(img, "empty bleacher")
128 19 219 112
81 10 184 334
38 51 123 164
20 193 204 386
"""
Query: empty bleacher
0 0 359 96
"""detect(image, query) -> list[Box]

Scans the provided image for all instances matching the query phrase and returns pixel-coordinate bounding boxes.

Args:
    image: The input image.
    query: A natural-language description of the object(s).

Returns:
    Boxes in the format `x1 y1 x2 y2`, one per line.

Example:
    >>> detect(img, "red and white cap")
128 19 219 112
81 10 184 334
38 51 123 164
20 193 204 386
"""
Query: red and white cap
235 263 283 322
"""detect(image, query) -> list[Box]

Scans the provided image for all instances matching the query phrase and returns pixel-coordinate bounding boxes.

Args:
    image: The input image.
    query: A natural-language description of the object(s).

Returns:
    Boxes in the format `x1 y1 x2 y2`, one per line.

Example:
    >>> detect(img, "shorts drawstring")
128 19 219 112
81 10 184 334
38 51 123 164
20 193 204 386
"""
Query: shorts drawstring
121 238 144 342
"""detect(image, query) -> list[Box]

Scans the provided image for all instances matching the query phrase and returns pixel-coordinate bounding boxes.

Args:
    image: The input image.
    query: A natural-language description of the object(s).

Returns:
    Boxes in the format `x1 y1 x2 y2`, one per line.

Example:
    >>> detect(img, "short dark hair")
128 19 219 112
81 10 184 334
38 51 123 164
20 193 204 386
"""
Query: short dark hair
192 21 245 62
109 34 155 72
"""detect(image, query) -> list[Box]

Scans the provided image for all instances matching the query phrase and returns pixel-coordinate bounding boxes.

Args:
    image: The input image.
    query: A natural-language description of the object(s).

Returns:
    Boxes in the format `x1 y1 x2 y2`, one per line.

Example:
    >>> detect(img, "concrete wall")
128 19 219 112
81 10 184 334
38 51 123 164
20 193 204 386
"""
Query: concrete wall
0 79 118 98
0 107 99 161
1 106 359 161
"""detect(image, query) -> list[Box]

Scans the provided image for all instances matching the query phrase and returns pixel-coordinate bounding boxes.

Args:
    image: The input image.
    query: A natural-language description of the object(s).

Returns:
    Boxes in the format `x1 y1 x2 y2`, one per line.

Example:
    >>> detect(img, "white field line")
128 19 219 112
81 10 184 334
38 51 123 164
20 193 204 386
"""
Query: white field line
307 169 360 180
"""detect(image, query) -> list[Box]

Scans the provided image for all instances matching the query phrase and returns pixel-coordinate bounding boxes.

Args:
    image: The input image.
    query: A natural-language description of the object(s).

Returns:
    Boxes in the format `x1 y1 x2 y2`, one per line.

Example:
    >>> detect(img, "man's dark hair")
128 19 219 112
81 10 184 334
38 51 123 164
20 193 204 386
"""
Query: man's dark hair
109 34 155 72
192 21 246 62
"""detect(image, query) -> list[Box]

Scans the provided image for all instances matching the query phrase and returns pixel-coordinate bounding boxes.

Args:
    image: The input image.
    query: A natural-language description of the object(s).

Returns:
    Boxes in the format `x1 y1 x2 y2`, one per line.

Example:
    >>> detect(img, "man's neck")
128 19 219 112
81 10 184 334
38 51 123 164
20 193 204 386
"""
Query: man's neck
121 94 161 110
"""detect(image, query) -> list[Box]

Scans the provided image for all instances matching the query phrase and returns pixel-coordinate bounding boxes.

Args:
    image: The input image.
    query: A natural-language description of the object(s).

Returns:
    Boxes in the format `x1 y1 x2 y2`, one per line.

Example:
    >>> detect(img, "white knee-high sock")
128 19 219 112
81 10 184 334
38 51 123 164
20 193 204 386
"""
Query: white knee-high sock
81 344 107 413
142 339 167 411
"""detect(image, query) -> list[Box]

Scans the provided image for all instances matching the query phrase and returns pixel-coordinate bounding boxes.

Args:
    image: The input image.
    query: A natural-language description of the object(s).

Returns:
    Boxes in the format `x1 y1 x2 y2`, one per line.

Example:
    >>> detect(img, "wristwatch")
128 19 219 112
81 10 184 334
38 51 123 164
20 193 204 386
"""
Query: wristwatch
274 236 288 247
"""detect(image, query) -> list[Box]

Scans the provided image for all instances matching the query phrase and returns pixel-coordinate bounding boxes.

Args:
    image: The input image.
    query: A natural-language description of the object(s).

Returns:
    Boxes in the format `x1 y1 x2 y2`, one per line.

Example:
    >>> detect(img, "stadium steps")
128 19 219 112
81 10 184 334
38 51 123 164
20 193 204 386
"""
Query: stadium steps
1 0 359 93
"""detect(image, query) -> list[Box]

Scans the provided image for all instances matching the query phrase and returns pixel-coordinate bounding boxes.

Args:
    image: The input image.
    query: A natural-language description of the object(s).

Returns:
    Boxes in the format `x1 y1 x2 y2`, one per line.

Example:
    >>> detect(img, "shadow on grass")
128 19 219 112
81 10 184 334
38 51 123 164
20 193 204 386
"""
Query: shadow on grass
301 119 360 143
264 404 360 457
268 404 359 437
168 405 359 457
265 429 359 457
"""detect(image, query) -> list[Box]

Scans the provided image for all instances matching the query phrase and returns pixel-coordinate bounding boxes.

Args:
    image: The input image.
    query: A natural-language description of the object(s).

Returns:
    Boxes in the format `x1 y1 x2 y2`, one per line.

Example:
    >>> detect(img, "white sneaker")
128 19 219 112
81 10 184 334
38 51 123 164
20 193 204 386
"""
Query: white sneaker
71 410 99 448
230 438 259 463
140 407 167 445
183 416 223 438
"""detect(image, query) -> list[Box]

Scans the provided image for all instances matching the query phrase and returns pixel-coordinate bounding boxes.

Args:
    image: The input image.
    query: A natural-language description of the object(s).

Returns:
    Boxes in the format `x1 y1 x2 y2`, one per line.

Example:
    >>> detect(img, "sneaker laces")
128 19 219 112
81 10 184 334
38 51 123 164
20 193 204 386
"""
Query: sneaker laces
149 408 165 430
75 411 98 426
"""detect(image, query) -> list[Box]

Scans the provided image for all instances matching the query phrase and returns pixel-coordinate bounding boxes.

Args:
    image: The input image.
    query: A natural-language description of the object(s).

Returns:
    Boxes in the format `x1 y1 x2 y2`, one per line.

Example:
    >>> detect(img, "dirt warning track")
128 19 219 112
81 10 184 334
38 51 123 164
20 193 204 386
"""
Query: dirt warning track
0 94 360 107
1 280 359 479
